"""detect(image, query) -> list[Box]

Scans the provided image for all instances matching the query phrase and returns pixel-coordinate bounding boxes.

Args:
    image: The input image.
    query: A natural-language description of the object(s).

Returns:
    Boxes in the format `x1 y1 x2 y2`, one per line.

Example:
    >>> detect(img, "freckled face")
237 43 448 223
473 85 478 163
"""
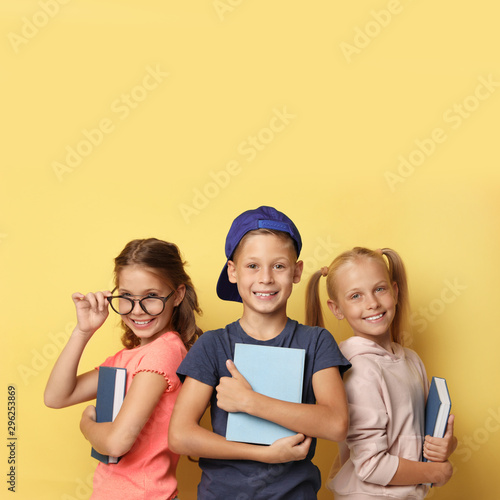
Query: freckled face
328 258 398 349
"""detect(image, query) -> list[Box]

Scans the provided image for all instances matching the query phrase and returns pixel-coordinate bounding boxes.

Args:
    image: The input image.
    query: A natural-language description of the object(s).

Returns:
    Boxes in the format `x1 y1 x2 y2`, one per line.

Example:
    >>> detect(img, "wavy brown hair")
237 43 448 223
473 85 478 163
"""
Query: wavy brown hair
114 238 203 350
306 247 409 345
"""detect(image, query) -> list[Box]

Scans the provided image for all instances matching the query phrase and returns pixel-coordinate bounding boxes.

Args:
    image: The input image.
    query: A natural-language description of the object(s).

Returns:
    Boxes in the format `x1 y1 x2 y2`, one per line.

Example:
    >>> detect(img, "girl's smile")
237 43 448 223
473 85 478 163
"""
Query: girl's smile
327 258 398 351
130 318 155 327
363 312 385 322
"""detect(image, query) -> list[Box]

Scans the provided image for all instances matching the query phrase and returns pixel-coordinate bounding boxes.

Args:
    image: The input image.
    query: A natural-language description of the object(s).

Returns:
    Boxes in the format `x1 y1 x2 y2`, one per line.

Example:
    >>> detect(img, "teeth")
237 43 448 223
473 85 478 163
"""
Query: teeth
133 320 152 325
366 313 383 321
254 292 277 297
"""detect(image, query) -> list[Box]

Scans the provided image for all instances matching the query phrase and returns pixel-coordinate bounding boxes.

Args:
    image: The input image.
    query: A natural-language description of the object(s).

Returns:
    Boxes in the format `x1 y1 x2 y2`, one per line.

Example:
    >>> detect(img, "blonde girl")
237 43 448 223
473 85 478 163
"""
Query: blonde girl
45 238 202 500
306 247 456 500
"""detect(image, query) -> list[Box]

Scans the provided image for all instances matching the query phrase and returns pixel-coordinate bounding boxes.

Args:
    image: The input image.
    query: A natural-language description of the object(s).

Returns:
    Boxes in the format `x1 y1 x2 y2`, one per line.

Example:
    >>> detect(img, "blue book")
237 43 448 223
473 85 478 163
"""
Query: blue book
425 377 451 438
423 377 451 465
91 366 127 464
225 343 305 445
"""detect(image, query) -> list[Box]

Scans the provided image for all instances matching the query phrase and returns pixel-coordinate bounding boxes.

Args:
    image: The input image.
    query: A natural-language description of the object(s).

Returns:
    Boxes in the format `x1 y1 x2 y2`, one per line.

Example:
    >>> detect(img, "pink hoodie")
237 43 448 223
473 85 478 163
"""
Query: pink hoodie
327 336 430 500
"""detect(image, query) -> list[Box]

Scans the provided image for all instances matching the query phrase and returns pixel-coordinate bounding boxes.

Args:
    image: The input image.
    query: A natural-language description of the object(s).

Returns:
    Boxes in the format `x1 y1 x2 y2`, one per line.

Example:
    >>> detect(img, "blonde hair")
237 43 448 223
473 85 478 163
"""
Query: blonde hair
305 247 409 345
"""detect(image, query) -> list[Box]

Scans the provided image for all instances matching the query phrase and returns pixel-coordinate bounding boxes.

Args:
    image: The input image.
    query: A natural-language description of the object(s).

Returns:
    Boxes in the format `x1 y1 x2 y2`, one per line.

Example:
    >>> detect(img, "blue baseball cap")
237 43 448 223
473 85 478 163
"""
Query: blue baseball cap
216 206 302 302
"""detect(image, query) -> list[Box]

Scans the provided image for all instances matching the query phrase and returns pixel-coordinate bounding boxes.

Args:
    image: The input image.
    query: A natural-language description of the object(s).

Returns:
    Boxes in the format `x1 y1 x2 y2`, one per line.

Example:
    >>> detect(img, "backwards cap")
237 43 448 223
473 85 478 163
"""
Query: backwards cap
216 206 302 302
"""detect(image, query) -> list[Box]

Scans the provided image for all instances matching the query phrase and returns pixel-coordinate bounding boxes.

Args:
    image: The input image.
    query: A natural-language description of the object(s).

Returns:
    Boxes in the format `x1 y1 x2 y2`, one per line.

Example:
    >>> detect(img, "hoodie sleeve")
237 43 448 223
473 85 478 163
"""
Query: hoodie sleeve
343 356 400 486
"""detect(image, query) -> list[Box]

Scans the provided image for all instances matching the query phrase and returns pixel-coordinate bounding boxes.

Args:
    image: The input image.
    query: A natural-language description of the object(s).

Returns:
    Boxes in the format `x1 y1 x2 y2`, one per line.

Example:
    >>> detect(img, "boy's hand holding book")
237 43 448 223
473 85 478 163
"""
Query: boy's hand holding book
266 433 312 463
217 359 311 463
216 360 253 413
221 344 306 446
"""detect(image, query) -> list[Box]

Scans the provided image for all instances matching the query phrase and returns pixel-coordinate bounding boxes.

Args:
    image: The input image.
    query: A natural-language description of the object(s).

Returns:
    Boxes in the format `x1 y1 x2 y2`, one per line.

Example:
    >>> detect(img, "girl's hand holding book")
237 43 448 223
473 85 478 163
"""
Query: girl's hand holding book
423 414 457 462
432 460 454 487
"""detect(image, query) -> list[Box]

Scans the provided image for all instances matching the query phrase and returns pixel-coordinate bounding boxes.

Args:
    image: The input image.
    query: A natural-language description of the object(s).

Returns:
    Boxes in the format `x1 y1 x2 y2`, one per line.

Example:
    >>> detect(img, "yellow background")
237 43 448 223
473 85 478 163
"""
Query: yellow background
1 1 499 499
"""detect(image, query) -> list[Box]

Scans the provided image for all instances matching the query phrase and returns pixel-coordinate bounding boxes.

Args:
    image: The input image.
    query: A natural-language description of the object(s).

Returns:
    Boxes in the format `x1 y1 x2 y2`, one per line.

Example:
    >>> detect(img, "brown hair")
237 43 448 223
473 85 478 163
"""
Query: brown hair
114 238 203 350
305 247 409 345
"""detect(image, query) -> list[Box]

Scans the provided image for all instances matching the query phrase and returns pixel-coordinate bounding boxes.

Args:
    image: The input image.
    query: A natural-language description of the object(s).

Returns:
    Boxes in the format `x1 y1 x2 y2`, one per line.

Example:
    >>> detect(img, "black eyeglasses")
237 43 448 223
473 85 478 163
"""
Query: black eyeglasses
107 290 175 316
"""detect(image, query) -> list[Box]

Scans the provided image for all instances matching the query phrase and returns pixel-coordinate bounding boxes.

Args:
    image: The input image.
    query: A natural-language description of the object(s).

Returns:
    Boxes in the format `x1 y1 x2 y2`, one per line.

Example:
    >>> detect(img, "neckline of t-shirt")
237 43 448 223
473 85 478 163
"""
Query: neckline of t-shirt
235 318 295 345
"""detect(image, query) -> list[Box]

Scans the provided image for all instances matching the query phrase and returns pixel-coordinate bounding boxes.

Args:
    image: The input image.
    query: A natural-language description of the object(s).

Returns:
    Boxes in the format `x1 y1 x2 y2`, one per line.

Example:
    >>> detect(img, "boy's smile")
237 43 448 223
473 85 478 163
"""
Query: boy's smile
253 291 278 298
227 233 303 330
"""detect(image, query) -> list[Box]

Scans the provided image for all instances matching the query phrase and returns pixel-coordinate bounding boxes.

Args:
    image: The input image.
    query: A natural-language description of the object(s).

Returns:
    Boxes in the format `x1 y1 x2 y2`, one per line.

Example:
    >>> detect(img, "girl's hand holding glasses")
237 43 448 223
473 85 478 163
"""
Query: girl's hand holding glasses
72 291 112 337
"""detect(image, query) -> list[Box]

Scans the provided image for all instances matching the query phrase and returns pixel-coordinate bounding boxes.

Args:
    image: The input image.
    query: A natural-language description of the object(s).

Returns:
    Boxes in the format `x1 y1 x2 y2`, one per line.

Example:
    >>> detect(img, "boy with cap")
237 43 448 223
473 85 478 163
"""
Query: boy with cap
169 206 350 499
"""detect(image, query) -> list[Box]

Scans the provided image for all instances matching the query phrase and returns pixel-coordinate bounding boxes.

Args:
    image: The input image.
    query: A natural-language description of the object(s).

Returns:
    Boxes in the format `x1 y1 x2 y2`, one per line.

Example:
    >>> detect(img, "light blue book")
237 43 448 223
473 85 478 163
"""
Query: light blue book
225 343 305 445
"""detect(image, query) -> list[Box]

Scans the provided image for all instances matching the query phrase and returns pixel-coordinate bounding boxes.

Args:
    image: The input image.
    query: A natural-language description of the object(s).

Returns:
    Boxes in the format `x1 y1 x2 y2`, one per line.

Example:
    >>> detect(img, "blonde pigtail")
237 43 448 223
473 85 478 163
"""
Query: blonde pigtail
380 248 409 345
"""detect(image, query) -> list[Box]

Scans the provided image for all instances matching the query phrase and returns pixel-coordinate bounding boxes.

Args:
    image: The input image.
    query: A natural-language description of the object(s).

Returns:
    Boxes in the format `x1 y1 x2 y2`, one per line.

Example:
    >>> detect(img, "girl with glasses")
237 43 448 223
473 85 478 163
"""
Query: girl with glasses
44 238 202 500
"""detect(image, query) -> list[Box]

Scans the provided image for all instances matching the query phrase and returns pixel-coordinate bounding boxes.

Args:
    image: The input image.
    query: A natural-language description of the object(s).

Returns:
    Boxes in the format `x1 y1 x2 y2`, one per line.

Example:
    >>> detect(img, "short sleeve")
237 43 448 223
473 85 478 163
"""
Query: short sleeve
313 328 351 376
133 336 186 393
98 354 116 369
177 330 224 387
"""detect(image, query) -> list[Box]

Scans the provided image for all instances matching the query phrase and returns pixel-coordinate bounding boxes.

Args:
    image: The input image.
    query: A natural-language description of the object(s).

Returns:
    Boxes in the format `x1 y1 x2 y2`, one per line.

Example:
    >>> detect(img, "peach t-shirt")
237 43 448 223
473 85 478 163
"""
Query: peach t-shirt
91 331 186 500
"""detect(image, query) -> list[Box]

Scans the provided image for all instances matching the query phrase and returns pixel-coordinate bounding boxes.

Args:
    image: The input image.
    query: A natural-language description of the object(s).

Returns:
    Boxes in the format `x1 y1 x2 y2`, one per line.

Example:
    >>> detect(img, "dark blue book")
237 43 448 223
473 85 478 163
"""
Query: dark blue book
225 344 305 445
425 377 451 438
91 366 127 464
423 376 451 466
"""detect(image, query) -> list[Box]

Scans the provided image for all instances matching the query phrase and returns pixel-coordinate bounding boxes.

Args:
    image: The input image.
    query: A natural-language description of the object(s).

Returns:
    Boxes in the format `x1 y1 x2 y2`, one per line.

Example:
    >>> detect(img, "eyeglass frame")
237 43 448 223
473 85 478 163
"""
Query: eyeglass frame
106 290 175 316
